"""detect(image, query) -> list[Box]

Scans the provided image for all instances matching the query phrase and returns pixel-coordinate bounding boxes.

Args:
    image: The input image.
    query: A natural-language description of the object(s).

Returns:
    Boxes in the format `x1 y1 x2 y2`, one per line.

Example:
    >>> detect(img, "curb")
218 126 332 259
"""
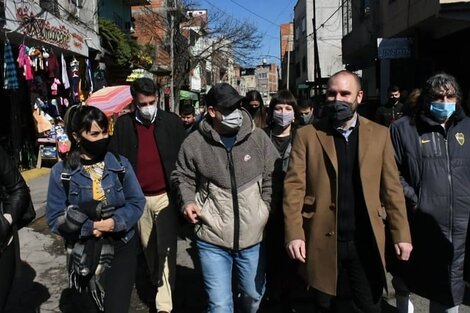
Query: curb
34 205 47 220
20 168 51 222
21 168 51 182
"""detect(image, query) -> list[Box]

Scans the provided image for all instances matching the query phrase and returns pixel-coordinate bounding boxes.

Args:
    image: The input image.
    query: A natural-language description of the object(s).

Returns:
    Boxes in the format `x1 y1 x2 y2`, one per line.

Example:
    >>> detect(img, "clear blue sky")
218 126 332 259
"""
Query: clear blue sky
199 0 297 66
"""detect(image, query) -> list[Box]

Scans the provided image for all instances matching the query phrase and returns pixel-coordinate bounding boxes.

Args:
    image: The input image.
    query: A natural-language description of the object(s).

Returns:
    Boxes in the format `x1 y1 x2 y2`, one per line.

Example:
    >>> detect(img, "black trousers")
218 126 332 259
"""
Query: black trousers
313 240 382 313
0 240 16 312
101 235 138 313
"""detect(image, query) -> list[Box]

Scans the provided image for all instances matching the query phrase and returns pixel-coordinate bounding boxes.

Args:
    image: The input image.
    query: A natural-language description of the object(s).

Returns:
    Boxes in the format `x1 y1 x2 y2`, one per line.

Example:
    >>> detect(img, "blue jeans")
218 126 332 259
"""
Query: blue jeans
196 240 266 313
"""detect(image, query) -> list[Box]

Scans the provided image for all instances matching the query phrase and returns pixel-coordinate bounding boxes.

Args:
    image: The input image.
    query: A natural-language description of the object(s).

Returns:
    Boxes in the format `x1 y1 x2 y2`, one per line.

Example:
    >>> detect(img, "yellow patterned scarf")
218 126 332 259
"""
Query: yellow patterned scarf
83 161 106 202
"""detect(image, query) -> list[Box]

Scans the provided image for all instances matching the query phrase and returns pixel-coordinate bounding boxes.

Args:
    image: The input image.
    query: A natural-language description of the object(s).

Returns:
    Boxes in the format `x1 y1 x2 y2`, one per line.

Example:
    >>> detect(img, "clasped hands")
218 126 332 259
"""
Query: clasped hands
65 200 116 238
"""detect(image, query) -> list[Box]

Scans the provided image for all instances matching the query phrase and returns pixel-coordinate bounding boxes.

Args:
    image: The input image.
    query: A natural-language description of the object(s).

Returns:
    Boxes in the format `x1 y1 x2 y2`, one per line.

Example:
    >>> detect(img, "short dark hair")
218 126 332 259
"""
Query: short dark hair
131 78 157 98
267 89 300 127
388 85 400 93
180 104 195 116
297 98 313 110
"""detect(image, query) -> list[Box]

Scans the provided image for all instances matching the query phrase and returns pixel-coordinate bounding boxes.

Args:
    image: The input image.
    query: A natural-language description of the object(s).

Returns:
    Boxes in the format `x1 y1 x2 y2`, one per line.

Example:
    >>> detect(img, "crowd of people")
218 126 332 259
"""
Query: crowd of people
1 70 469 313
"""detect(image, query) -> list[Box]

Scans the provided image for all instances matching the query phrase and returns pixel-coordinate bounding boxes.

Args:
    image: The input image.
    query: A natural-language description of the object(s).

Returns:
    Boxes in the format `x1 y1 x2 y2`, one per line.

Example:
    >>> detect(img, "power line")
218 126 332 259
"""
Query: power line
273 0 296 23
316 0 347 31
227 0 280 27
306 0 347 40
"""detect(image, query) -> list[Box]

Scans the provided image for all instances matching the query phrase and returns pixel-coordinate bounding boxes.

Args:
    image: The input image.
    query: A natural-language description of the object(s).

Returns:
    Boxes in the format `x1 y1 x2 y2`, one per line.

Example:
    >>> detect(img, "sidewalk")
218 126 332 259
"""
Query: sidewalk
21 167 51 219
6 167 206 313
7 168 470 313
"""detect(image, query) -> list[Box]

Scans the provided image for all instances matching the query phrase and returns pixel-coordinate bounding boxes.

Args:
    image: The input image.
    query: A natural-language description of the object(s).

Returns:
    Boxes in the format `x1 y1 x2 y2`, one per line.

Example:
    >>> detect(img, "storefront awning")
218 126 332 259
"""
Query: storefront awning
4 0 101 56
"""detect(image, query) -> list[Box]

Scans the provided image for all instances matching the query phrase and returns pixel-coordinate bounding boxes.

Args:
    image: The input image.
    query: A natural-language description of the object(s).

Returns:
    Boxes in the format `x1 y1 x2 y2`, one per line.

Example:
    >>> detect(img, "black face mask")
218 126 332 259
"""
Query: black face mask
324 100 354 126
80 137 109 160
184 122 194 129
247 106 259 117
389 97 399 105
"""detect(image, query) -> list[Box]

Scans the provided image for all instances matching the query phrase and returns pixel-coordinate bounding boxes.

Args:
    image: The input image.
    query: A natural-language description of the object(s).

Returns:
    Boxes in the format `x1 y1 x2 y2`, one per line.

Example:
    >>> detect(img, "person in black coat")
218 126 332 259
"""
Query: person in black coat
179 103 198 135
375 85 404 127
108 78 186 313
0 146 31 311
389 73 470 313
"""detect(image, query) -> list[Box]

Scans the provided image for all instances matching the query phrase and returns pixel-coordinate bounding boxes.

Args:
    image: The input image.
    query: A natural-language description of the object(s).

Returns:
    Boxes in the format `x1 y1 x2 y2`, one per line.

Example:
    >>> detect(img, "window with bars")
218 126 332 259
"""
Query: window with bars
342 0 352 36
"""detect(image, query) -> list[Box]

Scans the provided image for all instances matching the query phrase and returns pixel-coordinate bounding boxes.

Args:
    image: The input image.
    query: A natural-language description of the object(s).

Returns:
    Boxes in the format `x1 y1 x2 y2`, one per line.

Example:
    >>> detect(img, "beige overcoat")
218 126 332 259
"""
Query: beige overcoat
283 116 411 296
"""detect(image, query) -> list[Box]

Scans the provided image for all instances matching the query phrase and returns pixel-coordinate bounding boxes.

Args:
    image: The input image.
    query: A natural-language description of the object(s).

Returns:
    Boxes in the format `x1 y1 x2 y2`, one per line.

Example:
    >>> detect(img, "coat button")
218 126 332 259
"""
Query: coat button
326 231 335 236
329 203 336 210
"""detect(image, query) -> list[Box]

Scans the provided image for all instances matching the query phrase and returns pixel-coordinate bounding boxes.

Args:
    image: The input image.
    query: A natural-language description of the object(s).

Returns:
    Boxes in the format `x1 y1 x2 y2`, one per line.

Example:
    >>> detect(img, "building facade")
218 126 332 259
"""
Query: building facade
343 0 470 105
280 22 295 91
293 0 343 98
255 62 278 105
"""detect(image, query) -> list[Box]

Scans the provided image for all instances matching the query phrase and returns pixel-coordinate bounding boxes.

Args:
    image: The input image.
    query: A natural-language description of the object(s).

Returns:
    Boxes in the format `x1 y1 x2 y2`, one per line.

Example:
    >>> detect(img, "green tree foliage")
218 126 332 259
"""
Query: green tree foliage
99 18 143 66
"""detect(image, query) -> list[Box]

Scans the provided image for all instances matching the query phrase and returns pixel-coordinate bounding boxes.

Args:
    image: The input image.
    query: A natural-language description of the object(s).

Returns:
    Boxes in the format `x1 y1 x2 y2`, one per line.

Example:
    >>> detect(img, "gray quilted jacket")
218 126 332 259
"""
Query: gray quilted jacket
171 109 279 250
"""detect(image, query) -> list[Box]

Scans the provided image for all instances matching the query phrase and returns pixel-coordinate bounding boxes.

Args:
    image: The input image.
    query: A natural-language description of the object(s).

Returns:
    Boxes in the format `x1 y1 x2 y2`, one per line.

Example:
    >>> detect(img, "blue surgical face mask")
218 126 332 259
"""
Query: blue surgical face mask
429 102 456 122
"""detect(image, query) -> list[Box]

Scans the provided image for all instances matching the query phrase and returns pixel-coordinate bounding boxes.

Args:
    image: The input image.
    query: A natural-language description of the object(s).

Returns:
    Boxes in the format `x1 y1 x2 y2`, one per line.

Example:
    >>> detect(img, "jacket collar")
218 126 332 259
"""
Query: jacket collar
103 152 125 172
315 115 372 175
135 107 158 125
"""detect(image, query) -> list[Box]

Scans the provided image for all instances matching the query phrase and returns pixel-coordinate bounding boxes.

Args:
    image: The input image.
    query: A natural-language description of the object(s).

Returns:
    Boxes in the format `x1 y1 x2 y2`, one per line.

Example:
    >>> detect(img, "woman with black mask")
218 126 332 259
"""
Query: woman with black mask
0 146 31 312
243 90 267 128
46 106 145 313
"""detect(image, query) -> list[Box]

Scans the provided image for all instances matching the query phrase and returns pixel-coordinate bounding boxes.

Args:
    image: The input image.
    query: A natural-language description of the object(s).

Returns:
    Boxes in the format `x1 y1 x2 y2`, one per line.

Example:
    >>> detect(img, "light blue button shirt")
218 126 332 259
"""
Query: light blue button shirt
335 113 358 142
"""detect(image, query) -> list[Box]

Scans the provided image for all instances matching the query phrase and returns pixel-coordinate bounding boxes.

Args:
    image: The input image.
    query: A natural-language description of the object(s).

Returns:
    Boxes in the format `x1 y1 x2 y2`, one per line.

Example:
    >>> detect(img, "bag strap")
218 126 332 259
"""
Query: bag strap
61 169 71 207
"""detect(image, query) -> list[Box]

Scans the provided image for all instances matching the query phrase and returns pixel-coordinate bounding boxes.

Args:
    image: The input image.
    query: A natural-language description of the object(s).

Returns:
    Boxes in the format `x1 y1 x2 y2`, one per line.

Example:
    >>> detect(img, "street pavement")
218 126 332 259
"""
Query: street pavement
4 169 470 312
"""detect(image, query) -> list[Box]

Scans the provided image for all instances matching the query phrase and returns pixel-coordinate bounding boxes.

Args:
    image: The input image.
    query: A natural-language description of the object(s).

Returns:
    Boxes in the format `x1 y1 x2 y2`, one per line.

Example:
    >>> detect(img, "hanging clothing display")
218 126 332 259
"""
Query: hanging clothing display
17 43 33 81
61 53 70 89
85 58 93 93
3 39 19 90
47 51 60 78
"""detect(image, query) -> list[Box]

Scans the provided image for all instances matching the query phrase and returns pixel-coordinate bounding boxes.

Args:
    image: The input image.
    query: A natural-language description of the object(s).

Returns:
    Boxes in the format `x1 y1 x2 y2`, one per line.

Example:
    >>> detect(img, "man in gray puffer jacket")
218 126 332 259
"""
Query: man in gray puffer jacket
171 83 279 313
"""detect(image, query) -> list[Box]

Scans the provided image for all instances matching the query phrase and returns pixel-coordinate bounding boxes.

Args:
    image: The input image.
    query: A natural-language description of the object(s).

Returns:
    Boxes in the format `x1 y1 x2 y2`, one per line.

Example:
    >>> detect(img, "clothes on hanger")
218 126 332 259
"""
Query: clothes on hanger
4 39 19 90
61 53 70 89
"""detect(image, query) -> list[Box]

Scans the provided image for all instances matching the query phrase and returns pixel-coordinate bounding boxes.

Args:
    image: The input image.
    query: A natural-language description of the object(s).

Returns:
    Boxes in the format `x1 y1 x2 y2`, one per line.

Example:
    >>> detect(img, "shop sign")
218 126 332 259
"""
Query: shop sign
377 38 412 59
5 1 97 56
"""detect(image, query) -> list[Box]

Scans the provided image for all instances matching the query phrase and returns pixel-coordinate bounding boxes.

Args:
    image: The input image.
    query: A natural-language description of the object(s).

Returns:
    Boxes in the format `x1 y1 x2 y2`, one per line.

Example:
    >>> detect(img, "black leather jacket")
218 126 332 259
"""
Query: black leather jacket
0 146 30 224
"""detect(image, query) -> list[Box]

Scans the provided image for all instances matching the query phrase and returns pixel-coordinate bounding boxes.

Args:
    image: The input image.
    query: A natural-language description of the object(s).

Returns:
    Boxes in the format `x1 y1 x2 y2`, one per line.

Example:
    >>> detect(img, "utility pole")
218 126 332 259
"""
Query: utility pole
286 44 291 91
312 0 321 90
169 0 176 112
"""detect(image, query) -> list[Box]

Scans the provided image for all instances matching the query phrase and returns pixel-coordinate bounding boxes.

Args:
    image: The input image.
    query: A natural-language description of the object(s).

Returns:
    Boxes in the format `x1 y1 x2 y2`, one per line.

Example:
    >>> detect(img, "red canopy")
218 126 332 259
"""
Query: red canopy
86 86 132 117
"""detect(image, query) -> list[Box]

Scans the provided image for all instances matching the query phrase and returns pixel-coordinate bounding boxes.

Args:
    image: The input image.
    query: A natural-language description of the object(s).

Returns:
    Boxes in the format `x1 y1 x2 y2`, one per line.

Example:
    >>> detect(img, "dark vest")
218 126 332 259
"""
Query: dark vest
333 127 365 241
